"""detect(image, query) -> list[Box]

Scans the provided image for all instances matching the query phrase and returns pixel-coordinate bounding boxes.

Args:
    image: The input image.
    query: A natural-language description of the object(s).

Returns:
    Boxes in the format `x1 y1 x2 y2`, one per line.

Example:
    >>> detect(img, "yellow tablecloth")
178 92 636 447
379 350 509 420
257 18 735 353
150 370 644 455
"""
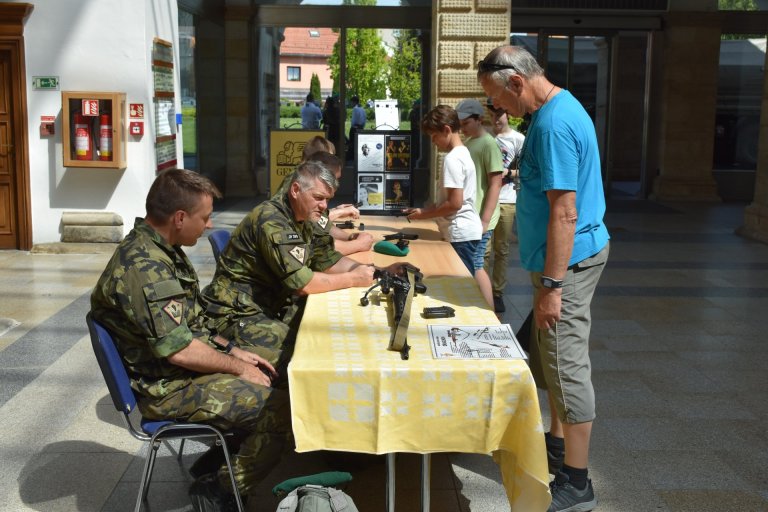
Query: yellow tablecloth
289 276 551 510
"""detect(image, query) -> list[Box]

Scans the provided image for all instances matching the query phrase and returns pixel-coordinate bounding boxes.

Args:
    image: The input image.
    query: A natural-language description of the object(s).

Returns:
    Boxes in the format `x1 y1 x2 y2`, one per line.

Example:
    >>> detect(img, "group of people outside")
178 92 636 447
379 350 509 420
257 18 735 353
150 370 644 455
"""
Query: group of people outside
301 92 368 164
90 44 608 512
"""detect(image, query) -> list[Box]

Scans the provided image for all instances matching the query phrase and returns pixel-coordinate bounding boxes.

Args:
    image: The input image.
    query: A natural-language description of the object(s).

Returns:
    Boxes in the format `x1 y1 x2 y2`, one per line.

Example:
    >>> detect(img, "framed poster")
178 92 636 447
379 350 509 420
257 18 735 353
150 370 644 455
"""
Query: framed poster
357 174 385 211
384 174 411 211
356 133 385 173
269 128 324 196
385 133 411 172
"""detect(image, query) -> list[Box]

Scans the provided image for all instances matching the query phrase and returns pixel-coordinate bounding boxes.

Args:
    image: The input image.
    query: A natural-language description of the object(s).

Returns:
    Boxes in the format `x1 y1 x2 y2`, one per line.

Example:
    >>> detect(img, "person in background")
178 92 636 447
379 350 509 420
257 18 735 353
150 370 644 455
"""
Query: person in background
301 93 322 129
90 169 291 511
402 105 482 276
322 95 340 147
478 45 610 512
347 95 367 161
455 98 504 309
487 103 525 314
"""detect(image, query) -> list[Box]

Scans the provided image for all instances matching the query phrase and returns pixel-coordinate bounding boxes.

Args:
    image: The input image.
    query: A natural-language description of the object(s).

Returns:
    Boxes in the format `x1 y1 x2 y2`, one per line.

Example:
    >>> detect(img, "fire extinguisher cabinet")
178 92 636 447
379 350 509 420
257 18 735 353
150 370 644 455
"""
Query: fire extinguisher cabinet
62 91 127 169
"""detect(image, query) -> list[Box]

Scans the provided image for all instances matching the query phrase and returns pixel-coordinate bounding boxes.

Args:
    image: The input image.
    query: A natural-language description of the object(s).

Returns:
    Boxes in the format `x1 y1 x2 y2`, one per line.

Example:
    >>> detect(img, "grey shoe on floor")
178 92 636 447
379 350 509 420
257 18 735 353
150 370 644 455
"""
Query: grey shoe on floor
547 472 597 512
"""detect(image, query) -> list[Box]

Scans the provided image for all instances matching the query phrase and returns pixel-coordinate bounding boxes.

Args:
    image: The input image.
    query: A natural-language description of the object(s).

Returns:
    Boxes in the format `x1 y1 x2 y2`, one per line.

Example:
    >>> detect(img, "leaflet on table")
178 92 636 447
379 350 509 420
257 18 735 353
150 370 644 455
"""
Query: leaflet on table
428 324 527 360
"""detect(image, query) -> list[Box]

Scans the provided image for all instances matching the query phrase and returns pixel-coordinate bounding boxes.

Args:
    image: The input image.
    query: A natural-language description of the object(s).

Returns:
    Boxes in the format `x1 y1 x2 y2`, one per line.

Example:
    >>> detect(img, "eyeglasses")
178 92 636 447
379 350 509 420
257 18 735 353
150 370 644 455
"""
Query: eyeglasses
477 60 519 75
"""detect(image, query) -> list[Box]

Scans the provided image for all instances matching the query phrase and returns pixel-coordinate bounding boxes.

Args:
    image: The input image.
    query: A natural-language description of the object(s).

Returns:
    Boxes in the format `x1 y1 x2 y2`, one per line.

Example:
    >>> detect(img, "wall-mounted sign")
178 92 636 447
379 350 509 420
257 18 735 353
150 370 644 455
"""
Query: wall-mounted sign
129 103 145 119
32 76 59 90
81 99 99 116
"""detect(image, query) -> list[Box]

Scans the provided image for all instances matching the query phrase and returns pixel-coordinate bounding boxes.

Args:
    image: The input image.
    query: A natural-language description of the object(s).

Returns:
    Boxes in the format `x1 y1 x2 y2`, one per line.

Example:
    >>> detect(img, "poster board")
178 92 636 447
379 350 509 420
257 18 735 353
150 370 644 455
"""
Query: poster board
152 38 177 172
355 131 412 214
269 129 325 196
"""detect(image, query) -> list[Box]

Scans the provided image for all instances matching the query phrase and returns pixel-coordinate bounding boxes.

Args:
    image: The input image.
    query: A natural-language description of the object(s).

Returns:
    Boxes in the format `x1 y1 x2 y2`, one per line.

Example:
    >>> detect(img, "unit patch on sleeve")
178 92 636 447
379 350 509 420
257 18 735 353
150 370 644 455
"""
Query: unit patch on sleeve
162 299 184 325
317 216 328 229
285 233 300 241
289 245 306 264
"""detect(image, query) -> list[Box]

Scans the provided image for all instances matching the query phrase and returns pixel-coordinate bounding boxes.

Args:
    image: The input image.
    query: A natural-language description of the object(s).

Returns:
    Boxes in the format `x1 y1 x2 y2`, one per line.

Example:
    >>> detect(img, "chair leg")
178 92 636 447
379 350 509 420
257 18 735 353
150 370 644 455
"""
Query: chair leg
178 438 186 461
134 440 161 512
216 432 245 512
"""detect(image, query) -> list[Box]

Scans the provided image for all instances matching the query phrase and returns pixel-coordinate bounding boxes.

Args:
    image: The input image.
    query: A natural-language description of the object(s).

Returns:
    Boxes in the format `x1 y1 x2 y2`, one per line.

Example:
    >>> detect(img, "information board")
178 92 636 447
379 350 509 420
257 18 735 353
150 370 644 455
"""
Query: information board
355 130 412 214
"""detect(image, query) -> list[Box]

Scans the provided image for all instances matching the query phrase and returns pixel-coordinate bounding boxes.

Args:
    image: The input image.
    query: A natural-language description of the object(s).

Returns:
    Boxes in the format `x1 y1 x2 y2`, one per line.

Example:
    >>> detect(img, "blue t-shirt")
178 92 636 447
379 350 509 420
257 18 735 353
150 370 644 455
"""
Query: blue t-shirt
517 89 609 272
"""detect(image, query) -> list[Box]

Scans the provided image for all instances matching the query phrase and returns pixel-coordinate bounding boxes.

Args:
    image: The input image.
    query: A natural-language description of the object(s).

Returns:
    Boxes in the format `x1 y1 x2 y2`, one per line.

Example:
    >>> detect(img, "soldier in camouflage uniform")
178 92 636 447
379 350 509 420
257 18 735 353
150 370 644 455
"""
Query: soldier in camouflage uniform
274 150 373 256
90 168 290 511
204 161 405 367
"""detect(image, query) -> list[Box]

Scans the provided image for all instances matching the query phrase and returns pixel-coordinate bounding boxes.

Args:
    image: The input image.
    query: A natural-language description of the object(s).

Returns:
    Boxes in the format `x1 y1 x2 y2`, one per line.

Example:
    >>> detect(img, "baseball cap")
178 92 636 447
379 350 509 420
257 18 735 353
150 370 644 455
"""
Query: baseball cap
455 98 485 120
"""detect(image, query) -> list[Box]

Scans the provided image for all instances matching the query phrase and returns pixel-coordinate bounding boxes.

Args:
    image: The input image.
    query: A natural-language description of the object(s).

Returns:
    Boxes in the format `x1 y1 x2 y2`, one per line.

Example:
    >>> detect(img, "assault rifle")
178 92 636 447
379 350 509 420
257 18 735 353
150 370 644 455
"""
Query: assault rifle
359 265 426 359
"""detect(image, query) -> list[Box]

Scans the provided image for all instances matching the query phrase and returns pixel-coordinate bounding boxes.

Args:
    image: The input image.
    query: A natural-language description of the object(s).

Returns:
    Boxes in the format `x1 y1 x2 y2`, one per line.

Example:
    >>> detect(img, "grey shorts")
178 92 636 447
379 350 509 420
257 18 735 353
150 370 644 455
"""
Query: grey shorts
528 243 609 424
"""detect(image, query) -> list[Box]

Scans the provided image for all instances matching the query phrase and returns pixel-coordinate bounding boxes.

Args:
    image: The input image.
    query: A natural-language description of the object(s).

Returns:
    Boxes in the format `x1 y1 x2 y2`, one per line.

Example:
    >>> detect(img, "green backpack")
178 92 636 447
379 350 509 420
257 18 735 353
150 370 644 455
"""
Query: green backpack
276 484 359 512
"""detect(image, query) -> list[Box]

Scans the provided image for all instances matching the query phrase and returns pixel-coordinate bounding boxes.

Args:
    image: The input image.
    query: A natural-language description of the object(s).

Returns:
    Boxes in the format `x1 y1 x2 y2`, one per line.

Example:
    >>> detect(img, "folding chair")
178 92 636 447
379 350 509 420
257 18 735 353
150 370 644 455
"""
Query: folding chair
86 312 244 512
207 229 231 263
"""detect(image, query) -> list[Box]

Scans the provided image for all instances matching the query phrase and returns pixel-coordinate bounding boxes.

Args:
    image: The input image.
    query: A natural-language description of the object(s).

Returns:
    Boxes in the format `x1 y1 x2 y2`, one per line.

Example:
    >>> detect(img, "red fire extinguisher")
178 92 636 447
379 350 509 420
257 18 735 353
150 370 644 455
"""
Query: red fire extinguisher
99 113 112 161
74 113 92 160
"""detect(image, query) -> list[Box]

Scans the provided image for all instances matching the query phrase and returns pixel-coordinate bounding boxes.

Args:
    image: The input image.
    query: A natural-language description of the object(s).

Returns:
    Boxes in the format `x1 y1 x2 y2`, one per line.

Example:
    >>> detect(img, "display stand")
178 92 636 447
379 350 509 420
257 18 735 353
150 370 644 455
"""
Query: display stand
355 130 413 215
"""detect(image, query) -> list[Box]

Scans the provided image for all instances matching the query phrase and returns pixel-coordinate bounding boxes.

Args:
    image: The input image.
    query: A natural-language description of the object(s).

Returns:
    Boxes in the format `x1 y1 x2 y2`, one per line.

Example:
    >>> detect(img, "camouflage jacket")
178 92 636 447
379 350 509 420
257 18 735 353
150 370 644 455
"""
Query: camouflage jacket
203 191 342 321
273 172 336 261
90 218 217 399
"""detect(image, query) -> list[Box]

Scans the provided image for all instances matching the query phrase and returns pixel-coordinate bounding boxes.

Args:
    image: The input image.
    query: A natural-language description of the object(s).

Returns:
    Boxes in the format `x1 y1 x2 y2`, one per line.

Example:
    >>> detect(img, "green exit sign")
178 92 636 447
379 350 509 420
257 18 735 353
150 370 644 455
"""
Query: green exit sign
33 76 59 90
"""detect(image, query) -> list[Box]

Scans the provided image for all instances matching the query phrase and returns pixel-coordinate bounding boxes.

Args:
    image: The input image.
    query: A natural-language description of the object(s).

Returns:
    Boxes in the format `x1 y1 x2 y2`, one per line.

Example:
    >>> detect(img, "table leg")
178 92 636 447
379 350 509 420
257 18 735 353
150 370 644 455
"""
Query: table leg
387 453 396 512
421 454 431 512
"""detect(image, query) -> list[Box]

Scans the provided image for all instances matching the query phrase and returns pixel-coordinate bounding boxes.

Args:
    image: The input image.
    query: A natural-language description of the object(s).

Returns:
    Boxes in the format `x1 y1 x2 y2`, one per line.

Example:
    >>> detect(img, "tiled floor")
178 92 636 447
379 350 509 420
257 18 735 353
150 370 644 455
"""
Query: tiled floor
1 198 767 511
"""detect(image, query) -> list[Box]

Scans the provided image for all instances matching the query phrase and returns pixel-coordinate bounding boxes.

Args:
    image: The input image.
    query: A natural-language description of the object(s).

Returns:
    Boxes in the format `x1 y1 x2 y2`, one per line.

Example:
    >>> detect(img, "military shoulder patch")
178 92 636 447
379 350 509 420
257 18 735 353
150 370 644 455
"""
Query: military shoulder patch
285 232 300 241
162 299 184 325
289 245 306 264
317 216 328 229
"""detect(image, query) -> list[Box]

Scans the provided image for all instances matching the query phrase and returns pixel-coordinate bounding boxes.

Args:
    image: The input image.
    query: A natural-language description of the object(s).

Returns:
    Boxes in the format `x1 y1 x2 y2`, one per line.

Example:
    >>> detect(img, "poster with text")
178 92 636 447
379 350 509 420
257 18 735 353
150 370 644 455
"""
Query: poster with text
385 133 411 172
384 174 411 211
357 174 384 211
269 129 324 196
356 133 385 174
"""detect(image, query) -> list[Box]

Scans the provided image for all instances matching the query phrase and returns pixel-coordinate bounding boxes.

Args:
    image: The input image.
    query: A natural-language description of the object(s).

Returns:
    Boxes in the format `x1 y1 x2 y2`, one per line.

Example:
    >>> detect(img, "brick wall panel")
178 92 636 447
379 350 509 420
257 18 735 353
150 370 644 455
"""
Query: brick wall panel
438 42 474 68
440 13 508 39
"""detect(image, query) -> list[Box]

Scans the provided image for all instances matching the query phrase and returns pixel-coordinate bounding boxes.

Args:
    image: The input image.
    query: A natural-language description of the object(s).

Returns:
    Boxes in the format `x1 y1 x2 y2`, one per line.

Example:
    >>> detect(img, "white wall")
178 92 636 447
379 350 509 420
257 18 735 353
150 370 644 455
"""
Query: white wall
18 0 181 243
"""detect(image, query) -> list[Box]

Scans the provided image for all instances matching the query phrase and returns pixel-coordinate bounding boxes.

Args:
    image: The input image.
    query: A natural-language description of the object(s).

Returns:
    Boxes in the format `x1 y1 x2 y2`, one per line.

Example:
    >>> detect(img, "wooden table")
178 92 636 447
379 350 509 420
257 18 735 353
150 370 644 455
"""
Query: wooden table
288 216 550 511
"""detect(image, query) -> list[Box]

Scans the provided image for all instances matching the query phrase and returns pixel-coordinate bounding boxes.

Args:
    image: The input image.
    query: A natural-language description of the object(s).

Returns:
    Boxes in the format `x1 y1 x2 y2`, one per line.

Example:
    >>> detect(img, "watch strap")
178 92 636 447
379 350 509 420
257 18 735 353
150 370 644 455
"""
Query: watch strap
540 275 564 289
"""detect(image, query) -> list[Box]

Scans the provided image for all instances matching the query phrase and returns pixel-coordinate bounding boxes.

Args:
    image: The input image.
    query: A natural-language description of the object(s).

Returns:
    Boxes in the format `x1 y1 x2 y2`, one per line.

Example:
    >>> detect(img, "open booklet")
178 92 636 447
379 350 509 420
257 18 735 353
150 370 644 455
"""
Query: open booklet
428 324 527 360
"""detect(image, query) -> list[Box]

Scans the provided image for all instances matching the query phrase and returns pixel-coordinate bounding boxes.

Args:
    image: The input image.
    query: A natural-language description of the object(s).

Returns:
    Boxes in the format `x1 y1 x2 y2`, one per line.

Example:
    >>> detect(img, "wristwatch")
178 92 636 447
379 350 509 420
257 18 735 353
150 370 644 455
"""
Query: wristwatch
540 276 564 289
224 340 236 353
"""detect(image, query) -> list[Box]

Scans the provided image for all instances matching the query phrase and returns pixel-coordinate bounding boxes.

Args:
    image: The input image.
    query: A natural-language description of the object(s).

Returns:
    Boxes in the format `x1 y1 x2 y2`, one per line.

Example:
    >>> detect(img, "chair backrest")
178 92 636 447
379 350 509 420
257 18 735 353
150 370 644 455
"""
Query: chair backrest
86 312 138 416
208 229 231 262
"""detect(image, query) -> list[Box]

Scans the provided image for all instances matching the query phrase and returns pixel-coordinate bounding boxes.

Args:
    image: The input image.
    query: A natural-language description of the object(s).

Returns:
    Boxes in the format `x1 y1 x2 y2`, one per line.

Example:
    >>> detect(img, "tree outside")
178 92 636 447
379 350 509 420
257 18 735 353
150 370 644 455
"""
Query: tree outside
388 30 422 122
328 0 388 106
310 73 322 104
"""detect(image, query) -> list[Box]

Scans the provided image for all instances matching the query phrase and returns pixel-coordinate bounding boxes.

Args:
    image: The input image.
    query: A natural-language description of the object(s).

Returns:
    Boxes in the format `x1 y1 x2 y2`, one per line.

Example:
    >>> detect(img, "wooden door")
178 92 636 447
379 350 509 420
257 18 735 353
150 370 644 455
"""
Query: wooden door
0 48 19 248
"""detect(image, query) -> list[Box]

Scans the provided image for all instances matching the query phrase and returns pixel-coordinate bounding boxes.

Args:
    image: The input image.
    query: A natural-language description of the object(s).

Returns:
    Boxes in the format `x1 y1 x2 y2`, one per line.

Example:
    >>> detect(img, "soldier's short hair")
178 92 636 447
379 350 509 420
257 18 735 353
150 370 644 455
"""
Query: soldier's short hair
146 168 222 221
305 151 342 177
302 136 336 160
291 161 339 192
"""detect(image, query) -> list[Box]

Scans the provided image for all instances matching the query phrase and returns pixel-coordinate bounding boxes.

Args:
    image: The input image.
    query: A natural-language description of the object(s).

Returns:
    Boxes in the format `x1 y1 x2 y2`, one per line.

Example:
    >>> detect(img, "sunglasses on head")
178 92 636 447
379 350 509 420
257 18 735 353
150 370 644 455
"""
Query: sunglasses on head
477 60 519 75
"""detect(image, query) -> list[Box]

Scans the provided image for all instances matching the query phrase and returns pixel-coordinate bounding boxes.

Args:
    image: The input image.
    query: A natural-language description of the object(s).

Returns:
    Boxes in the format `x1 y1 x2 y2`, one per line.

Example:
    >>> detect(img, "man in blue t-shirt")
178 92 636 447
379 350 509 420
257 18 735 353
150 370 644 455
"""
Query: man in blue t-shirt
479 45 610 512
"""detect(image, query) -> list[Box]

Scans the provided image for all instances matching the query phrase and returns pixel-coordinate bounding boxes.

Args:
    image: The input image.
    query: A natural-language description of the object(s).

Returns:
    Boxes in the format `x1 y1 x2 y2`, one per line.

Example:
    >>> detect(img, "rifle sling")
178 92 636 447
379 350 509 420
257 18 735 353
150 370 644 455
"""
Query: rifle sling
389 270 415 352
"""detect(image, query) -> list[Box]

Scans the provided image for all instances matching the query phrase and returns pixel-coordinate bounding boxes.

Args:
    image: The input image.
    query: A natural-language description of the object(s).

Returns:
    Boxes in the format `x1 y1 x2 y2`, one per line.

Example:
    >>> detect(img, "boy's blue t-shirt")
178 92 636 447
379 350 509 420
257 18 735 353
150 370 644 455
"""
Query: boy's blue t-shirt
517 89 610 272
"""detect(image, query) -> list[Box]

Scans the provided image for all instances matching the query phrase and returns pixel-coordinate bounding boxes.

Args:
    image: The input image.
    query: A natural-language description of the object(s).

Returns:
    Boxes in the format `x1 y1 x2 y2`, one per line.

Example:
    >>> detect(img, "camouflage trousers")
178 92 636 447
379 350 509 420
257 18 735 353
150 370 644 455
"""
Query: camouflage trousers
141 372 292 497
213 302 305 385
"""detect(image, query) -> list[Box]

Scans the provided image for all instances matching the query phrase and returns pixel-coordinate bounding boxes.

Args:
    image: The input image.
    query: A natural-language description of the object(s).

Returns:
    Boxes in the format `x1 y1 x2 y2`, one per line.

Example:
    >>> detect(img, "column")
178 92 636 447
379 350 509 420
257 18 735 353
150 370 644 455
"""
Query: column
224 3 255 196
651 12 721 201
737 39 768 244
429 0 510 200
